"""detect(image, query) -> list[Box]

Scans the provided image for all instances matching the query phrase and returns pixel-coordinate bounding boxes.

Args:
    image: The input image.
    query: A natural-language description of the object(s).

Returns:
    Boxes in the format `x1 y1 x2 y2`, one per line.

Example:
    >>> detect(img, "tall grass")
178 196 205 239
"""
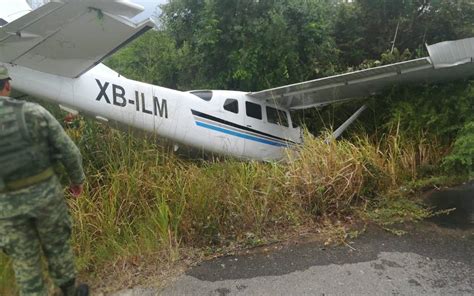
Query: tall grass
0 119 445 293
285 134 366 216
69 121 300 267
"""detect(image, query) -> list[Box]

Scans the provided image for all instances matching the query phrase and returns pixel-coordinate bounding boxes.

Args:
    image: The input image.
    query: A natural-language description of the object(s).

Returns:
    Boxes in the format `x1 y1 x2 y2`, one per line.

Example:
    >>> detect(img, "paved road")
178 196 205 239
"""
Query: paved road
115 183 474 296
159 224 472 296
159 183 473 296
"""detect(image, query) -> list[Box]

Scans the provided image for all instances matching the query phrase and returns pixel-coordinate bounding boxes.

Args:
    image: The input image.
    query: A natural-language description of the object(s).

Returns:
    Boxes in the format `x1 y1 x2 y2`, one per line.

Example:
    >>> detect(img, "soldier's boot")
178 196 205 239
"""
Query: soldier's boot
75 284 90 296
60 279 90 296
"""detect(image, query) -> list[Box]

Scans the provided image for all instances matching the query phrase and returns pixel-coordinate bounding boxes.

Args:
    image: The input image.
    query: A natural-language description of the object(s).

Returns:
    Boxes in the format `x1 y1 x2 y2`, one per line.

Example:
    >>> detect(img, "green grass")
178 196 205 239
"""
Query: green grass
0 117 462 294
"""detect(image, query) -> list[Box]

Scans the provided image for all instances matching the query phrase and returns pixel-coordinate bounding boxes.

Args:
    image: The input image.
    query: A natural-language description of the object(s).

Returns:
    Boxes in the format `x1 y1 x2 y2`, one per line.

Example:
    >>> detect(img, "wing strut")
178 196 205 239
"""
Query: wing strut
330 105 367 140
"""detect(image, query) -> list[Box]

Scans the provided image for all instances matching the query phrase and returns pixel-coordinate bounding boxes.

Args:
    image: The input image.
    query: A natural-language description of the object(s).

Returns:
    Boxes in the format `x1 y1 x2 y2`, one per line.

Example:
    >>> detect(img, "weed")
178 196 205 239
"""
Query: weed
362 197 431 226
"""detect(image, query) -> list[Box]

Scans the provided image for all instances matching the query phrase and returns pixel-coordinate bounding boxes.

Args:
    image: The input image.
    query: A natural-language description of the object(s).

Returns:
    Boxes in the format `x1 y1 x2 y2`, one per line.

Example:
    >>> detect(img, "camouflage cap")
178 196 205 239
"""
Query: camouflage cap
0 65 11 80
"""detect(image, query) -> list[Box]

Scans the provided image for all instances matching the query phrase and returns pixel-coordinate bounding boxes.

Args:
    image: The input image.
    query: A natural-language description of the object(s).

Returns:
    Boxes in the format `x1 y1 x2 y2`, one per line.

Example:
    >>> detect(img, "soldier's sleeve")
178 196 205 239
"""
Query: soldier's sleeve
32 105 86 185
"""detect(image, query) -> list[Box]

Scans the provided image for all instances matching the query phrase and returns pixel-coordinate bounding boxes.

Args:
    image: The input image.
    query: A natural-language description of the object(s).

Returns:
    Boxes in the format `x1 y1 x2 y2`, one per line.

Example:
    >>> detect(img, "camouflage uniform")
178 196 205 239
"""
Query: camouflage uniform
0 94 85 296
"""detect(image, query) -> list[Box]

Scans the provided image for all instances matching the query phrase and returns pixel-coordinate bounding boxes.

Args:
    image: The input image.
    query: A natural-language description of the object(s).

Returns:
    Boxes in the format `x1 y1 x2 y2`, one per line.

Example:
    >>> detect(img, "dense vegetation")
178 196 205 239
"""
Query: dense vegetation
1 0 473 294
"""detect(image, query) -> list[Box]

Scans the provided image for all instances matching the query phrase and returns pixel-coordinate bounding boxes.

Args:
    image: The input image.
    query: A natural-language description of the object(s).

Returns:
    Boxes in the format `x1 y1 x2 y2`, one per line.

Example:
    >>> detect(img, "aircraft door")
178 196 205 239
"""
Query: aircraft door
244 102 292 160
217 98 245 157
243 101 271 159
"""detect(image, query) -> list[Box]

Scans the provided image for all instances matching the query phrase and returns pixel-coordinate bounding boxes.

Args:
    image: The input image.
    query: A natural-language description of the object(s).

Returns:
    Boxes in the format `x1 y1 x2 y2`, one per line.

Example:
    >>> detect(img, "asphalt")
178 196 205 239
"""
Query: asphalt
116 182 474 296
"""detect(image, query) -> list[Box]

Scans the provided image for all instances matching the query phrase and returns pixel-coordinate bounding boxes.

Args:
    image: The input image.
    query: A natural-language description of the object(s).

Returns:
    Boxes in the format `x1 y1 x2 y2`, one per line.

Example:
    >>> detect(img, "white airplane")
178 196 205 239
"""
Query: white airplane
1 0 474 161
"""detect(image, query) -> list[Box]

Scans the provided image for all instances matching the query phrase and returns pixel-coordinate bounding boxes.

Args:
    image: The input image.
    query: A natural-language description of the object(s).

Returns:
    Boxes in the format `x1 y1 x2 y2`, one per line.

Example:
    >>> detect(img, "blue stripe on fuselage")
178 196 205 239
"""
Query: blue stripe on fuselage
195 121 287 147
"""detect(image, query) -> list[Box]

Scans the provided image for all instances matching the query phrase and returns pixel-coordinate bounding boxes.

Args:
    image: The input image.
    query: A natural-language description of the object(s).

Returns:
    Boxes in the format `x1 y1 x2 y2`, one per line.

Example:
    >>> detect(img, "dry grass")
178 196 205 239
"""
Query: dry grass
286 133 366 216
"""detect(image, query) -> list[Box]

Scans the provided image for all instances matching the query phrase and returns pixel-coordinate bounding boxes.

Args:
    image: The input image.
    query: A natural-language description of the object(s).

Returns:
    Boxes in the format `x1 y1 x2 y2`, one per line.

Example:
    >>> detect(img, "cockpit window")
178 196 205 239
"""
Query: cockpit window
0 19 7 26
266 106 289 127
224 99 239 113
190 91 213 101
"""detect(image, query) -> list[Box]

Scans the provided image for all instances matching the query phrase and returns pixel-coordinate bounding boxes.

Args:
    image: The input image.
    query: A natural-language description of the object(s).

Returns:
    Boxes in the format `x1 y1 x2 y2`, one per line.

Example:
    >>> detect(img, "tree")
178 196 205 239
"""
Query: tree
334 0 474 67
160 0 339 91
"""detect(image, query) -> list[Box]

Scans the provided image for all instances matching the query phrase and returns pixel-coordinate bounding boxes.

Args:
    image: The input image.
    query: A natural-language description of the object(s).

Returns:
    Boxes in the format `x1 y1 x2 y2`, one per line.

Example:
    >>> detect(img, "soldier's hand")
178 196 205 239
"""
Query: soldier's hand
69 184 84 197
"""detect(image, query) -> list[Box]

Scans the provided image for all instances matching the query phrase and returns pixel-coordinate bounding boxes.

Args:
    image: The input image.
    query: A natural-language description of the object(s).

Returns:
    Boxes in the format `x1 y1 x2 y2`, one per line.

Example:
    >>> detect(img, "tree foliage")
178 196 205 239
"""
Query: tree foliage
109 0 473 90
334 0 474 67
158 0 340 90
443 121 474 177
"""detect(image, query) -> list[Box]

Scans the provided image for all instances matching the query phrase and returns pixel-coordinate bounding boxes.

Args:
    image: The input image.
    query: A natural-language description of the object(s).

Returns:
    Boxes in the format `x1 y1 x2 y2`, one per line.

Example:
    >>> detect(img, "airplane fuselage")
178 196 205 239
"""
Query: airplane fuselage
6 63 302 160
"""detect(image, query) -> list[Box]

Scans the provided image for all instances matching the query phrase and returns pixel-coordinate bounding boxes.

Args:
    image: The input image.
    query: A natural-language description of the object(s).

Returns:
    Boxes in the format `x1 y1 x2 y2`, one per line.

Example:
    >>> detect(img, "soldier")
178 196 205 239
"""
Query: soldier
0 65 89 296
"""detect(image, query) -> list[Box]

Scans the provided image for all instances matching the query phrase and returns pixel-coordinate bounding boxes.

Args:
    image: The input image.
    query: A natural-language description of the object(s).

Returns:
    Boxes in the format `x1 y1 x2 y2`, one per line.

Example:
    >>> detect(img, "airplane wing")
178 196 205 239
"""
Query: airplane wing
0 0 154 78
248 37 474 110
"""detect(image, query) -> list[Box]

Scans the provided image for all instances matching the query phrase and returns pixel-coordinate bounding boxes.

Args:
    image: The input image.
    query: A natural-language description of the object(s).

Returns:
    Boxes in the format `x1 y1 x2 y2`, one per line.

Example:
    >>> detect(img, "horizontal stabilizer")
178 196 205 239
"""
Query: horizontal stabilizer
249 37 474 110
427 38 474 68
0 0 154 78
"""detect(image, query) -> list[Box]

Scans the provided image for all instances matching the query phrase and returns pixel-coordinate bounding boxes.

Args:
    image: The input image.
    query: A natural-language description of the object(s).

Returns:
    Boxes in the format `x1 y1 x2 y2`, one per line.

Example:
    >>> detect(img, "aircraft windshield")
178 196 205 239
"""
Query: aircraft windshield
190 90 213 101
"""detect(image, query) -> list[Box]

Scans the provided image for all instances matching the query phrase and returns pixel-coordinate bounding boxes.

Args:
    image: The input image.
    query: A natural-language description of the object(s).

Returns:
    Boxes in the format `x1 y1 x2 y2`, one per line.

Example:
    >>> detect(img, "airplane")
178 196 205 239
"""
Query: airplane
1 0 474 161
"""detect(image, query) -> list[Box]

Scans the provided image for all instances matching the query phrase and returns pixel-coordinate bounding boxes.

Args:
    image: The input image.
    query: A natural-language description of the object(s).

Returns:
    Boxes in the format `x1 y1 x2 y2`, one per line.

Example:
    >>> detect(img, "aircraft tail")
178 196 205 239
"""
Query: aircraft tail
0 0 32 25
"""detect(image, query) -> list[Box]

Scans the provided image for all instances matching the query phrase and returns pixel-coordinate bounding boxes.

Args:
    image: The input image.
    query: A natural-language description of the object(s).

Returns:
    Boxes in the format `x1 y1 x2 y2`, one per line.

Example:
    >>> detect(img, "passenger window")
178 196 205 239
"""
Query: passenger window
224 99 239 113
290 111 302 128
190 90 213 101
246 102 262 120
266 106 289 127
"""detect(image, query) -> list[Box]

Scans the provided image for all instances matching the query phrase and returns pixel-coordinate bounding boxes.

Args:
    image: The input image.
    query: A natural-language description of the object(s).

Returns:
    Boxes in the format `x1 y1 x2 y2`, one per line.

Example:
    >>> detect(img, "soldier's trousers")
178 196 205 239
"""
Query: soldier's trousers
0 192 76 296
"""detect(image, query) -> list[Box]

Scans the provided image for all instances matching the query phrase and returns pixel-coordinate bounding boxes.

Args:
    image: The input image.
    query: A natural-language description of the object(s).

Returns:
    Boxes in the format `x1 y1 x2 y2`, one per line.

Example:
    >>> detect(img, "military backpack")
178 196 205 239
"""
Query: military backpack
0 97 53 192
